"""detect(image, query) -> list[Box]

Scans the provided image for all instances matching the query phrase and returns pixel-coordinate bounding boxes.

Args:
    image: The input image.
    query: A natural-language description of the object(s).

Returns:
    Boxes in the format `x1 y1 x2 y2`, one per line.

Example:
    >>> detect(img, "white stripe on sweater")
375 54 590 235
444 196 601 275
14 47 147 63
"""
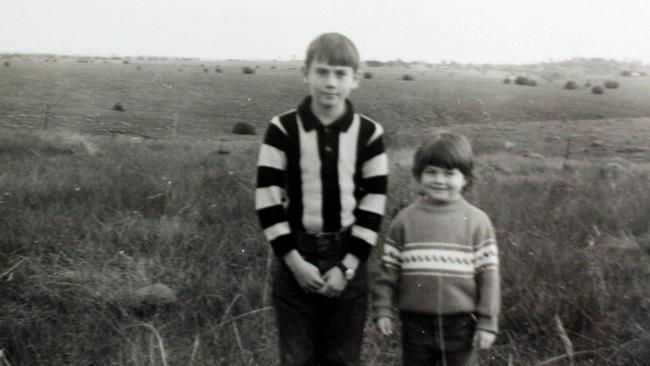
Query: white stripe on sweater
263 221 291 242
298 118 323 231
358 194 387 215
352 225 378 246
257 144 286 170
362 153 389 178
339 115 360 228
255 186 286 210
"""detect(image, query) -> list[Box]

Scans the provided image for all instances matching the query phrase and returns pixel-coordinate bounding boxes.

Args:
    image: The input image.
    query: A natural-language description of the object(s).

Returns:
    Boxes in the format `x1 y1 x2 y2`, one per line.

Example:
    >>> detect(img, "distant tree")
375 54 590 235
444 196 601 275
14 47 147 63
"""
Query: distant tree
620 70 631 77
564 81 578 90
113 102 125 111
4 61 10 67
503 78 511 84
242 66 256 74
122 60 129 64
591 85 605 95
363 71 373 79
215 66 223 73
402 74 415 81
365 60 385 67
515 76 536 86
232 122 256 135
604 80 619 89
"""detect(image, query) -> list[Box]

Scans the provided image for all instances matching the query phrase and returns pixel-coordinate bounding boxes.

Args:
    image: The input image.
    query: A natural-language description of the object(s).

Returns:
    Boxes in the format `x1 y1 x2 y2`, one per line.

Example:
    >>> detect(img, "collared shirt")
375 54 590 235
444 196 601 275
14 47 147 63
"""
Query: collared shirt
256 96 388 261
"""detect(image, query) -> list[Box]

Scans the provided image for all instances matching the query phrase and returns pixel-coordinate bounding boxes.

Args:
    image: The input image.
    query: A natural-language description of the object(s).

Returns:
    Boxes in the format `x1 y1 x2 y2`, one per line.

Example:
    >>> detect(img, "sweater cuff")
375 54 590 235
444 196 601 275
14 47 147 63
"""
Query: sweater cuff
374 307 396 320
476 316 499 334
270 233 297 258
345 236 373 262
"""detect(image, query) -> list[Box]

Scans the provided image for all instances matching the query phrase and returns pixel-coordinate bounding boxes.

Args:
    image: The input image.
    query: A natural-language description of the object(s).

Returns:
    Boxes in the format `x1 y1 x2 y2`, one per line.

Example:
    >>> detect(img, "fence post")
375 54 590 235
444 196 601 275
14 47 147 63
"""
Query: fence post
172 112 179 139
43 104 50 130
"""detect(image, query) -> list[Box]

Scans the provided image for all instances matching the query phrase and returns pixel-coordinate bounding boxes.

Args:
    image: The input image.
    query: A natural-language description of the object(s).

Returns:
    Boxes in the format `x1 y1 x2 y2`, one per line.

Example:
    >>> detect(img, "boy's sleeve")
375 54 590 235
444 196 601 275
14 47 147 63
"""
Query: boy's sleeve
371 215 405 320
473 214 500 333
255 117 296 257
348 123 388 261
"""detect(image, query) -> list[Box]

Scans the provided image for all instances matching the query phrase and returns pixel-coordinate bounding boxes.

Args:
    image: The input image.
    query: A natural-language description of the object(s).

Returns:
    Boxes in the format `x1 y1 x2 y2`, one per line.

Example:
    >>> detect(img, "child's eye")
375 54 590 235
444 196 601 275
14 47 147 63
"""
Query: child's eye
336 71 347 77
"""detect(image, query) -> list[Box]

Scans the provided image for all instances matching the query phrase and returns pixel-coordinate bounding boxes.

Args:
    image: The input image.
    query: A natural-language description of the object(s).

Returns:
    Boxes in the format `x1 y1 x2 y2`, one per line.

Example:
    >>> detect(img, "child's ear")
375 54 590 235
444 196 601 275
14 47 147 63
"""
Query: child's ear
352 70 361 89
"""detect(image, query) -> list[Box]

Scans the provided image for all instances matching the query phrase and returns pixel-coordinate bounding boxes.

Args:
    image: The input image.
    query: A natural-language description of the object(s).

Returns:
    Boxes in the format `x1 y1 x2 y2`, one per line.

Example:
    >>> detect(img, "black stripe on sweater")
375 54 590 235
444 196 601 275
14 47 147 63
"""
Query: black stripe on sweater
319 127 342 232
280 112 305 232
258 205 287 229
257 166 285 188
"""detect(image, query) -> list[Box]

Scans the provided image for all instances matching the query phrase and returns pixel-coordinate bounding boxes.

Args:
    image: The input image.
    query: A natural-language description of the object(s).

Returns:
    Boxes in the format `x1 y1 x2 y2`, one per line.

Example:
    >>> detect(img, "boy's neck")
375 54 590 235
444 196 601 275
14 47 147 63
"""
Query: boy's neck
310 99 347 126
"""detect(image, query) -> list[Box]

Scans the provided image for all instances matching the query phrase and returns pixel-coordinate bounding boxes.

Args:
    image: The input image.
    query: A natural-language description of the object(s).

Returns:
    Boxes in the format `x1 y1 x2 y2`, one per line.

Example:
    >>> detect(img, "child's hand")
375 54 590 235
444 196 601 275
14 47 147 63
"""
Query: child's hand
473 330 496 349
376 317 394 336
318 266 347 297
284 251 325 293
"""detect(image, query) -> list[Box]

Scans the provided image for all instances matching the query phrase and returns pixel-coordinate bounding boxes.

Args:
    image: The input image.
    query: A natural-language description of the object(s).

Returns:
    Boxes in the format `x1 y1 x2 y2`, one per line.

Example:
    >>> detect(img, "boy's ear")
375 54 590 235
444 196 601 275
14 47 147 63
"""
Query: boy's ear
352 69 361 88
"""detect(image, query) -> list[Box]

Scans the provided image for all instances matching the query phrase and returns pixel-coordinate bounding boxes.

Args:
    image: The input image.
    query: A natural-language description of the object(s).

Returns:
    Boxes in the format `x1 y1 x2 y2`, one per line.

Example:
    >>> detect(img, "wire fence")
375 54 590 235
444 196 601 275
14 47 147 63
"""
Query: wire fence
0 100 260 139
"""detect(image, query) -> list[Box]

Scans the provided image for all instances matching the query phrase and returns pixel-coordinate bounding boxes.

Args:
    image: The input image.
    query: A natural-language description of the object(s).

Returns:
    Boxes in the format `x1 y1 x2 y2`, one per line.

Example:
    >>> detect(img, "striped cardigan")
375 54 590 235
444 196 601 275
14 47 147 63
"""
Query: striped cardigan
255 97 388 261
372 197 500 333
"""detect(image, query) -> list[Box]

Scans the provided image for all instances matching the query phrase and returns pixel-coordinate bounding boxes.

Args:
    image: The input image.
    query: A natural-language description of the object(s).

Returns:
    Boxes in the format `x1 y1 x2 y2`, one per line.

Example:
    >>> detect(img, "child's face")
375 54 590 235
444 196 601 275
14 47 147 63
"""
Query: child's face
417 165 467 204
303 61 359 111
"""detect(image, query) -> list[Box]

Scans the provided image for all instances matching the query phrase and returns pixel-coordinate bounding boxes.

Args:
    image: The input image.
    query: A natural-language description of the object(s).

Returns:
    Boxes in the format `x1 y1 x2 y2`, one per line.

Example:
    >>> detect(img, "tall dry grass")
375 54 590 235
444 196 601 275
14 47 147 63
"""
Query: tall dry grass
1 130 650 365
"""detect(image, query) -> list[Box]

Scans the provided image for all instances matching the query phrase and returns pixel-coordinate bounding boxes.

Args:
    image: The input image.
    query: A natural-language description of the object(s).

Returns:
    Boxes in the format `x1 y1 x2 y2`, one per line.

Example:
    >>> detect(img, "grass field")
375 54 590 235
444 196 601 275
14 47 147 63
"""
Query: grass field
1 56 650 365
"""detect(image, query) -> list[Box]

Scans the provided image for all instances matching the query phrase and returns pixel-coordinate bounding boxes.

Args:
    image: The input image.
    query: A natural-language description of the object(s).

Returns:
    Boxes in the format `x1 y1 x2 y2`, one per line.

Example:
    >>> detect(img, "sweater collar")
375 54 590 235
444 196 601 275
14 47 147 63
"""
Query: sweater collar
414 196 468 213
297 96 354 132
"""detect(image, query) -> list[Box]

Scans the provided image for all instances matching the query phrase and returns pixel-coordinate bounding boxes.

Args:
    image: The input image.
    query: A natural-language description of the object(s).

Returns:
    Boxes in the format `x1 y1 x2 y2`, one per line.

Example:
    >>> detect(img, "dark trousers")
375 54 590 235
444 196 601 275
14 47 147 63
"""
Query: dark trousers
272 232 368 366
401 312 478 366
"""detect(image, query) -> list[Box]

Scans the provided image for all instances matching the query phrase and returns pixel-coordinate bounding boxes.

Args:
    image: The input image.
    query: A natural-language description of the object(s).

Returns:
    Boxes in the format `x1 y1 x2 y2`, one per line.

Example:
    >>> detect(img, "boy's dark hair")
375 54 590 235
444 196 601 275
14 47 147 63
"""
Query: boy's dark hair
305 33 360 70
412 131 475 187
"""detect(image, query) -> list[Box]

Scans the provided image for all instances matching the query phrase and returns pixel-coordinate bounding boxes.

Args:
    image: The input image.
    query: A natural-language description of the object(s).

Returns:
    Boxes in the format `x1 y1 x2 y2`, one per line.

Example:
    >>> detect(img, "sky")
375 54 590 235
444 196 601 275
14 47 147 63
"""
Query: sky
1 0 649 64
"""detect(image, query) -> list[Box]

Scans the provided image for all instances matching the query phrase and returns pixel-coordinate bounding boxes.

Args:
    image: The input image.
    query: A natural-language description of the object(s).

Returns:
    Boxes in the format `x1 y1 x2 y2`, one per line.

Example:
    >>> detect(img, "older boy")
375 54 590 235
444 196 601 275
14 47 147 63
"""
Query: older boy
256 33 388 365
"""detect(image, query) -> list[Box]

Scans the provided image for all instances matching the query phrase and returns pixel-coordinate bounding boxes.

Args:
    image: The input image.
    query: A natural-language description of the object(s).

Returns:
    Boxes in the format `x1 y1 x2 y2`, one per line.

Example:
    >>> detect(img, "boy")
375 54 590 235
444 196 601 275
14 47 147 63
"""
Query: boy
255 33 388 366
372 131 500 366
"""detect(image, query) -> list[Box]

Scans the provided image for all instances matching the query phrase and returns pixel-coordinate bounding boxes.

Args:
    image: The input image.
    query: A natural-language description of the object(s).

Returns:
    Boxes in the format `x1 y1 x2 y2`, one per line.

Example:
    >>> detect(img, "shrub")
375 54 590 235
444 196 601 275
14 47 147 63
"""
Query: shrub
122 60 129 64
242 66 255 74
112 102 124 111
564 81 578 90
591 85 605 95
515 76 536 86
203 68 209 73
604 80 619 89
363 71 373 79
585 81 592 87
270 66 276 70
503 78 511 84
620 70 631 77
232 122 256 135
136 65 142 70
402 74 415 81
3 61 9 67
215 66 222 73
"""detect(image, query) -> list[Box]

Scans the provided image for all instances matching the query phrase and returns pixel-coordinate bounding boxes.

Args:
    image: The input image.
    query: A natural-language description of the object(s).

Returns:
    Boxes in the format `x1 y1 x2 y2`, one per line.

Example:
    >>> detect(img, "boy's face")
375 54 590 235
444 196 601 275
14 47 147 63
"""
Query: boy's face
303 61 359 111
417 165 467 204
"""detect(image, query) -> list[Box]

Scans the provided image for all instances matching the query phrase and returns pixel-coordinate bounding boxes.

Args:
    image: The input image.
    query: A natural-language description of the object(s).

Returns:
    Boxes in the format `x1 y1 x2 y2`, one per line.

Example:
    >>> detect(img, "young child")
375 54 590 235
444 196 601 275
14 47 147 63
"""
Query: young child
256 33 388 366
372 131 500 366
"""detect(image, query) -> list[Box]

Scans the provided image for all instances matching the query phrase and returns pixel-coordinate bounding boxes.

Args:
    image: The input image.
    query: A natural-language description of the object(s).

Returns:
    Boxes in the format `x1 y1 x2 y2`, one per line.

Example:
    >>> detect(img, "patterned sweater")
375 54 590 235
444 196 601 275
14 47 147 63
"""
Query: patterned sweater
256 97 388 261
372 197 500 333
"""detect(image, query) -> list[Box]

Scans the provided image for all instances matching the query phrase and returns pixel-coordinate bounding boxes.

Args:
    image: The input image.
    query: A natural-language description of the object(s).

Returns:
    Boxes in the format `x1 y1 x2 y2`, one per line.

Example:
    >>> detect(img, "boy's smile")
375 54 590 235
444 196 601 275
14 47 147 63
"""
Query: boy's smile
417 165 467 204
304 61 359 117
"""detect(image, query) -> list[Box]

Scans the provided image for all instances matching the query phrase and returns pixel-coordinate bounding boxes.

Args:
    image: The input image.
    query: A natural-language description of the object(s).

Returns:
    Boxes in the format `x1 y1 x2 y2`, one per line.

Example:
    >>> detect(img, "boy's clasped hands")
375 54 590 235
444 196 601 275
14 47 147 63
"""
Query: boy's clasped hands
284 250 348 297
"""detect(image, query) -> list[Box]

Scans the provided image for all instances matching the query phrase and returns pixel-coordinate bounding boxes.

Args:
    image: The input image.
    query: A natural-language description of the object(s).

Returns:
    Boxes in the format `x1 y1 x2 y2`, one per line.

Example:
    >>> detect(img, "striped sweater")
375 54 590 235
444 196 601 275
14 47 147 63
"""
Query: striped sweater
255 97 388 261
372 197 500 333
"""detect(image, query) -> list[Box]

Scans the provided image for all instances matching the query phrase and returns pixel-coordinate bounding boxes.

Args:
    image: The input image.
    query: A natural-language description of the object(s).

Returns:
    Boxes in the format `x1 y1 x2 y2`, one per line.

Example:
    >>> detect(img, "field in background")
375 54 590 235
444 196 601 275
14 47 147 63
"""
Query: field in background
1 56 650 365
